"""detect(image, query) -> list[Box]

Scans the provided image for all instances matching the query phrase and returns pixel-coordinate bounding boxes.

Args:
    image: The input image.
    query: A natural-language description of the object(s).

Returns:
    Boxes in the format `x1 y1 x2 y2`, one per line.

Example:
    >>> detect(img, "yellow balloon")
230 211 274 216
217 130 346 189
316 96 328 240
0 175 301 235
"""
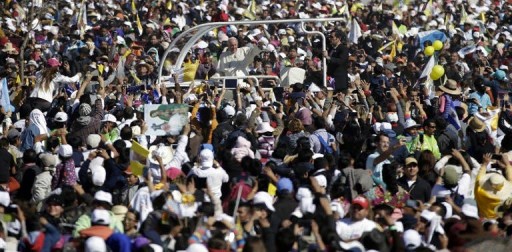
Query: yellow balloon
424 46 435 56
430 65 445 80
433 40 443 51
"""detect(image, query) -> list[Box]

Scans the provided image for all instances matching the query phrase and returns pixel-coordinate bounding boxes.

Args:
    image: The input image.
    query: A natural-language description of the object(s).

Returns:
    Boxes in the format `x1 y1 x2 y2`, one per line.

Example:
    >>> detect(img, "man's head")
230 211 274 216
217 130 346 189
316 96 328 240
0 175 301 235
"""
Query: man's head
405 157 419 179
350 196 370 221
228 37 238 53
423 119 436 136
329 30 345 46
375 133 390 153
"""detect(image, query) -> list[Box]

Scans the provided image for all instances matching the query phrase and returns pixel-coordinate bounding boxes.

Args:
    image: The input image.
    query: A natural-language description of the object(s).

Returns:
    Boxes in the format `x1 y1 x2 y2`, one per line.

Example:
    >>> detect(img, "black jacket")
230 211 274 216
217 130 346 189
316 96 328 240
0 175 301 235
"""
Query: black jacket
326 43 349 91
397 176 432 203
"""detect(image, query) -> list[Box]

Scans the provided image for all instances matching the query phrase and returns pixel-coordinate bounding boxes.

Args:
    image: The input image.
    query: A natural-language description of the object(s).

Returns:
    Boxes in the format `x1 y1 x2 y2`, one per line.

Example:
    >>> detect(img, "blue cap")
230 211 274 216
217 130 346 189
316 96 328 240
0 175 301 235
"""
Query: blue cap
492 70 507 81
277 177 293 193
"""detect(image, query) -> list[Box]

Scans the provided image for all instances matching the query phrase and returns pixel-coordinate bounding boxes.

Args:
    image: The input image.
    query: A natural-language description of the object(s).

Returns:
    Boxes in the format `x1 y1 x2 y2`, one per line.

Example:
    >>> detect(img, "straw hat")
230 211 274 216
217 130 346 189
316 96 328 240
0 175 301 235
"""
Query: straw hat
468 117 486 133
480 173 512 200
439 79 461 95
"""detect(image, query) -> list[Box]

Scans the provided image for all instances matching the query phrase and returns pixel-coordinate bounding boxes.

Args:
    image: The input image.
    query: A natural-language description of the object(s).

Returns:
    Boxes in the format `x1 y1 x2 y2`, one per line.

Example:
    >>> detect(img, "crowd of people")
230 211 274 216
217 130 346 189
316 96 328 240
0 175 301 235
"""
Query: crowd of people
1 0 512 251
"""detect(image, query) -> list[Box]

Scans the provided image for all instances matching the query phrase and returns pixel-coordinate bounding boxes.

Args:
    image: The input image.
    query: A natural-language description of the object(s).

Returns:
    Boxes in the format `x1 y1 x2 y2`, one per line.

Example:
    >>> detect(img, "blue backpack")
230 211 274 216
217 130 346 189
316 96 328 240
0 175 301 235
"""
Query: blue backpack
314 133 334 154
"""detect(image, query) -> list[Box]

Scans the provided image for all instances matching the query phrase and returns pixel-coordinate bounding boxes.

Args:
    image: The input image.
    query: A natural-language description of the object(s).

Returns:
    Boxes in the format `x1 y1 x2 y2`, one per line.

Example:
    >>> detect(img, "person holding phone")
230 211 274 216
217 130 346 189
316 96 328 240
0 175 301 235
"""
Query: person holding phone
188 149 229 200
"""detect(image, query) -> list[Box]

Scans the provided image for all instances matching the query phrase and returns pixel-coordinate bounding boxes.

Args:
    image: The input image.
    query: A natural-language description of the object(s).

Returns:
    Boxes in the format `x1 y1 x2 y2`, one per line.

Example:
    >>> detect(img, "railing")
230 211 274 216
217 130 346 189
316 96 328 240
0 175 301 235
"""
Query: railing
158 17 349 89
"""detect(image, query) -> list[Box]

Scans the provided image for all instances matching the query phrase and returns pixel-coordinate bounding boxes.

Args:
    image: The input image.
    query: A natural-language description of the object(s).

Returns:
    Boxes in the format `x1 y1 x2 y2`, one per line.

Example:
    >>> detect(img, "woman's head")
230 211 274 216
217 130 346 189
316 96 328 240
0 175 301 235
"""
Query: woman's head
288 118 304 133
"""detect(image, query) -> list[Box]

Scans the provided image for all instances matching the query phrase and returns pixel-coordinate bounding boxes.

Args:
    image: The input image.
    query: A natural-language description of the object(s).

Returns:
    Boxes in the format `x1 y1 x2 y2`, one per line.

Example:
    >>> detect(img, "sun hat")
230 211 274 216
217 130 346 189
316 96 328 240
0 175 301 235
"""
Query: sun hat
439 79 461 95
467 117 486 132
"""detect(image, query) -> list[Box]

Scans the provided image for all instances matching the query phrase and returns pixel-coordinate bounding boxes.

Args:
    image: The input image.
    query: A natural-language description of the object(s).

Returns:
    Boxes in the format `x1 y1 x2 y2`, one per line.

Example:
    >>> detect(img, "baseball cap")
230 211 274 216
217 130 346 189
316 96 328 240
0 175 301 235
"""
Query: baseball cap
352 196 369 209
102 114 117 124
58 144 73 158
6 129 20 141
277 177 293 193
91 209 111 225
94 190 113 206
405 157 418 166
54 112 68 122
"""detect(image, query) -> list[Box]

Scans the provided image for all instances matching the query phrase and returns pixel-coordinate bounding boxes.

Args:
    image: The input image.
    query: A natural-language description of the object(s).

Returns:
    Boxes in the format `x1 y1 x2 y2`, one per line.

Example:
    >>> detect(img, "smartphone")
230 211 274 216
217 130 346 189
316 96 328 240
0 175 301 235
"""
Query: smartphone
492 154 502 160
386 91 391 98
225 79 237 89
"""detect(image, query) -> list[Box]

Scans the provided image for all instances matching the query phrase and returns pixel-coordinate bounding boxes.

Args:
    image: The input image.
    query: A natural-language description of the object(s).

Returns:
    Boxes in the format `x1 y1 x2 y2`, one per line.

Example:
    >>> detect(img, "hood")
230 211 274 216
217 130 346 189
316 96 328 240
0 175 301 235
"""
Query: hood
235 136 251 148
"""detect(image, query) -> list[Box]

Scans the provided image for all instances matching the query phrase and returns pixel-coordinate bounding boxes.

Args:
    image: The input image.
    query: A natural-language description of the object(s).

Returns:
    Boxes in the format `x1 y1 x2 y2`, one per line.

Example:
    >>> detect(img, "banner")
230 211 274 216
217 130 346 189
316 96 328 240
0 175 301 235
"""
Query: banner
143 104 189 136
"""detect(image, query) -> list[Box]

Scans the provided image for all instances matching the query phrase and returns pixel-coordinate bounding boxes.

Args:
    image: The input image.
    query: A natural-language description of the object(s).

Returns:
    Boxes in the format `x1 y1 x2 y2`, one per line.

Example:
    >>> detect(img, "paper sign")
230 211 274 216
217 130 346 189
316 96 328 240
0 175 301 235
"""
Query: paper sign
143 104 189 136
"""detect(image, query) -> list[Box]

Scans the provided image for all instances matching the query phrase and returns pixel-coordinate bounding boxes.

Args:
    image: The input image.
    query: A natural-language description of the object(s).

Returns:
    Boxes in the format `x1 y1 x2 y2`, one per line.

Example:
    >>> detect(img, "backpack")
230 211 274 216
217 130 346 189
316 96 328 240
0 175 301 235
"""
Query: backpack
313 133 334 154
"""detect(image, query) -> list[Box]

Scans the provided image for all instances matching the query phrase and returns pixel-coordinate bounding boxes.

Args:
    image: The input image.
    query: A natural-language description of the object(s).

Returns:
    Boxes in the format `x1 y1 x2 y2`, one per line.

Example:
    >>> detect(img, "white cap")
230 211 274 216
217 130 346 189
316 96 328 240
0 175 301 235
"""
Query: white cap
200 149 214 168
91 209 111 225
94 190 113 205
404 119 420 129
102 114 117 124
58 144 73 158
253 191 275 211
278 29 286 35
90 165 106 187
403 230 422 250
223 105 236 117
54 112 68 123
288 36 295 43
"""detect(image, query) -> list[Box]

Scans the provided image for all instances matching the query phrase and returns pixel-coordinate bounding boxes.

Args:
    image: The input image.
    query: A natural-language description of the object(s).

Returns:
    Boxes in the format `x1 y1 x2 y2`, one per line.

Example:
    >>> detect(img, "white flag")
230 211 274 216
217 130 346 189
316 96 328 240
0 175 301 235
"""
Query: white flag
348 19 362 44
419 56 436 79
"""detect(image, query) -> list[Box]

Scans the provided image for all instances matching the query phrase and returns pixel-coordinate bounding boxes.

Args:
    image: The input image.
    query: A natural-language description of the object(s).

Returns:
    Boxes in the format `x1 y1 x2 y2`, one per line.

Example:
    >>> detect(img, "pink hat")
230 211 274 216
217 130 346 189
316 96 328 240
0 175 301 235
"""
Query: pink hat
166 168 184 180
47 58 61 67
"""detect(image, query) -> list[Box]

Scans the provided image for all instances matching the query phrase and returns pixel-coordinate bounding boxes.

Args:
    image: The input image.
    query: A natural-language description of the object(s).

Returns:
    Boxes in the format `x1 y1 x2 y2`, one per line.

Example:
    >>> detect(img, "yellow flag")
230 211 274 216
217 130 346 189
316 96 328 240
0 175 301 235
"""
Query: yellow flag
423 0 433 17
131 0 137 14
378 40 395 52
390 41 396 60
15 74 20 84
461 5 468 23
338 5 346 16
166 0 173 10
480 12 486 23
243 0 257 20
397 41 404 52
136 14 143 35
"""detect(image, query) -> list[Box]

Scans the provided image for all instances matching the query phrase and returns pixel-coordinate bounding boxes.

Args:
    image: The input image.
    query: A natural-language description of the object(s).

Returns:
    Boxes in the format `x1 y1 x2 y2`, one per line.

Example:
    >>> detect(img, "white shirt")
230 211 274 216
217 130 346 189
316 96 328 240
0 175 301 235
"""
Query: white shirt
366 151 390 183
168 135 190 169
217 45 262 77
189 166 229 199
31 72 81 103
431 173 471 199
336 218 377 241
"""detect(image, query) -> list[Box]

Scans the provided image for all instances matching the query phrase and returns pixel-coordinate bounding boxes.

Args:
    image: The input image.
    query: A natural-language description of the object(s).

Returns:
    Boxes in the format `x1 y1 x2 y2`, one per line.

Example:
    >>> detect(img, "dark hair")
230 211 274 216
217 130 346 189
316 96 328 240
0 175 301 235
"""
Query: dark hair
296 149 313 163
0 138 8 148
23 149 37 163
314 157 329 172
66 135 83 149
113 139 130 164
275 227 295 251
47 136 60 151
123 107 135 120
374 132 389 144
120 125 133 140
338 151 353 169
313 116 326 130
243 236 267 252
